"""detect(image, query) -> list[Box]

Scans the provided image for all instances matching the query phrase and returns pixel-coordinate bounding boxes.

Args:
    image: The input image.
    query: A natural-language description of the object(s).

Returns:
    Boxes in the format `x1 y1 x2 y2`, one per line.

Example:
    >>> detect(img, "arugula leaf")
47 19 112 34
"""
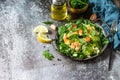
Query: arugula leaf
59 43 71 56
76 18 83 25
43 50 54 60
43 21 54 25
68 34 79 40
102 38 109 44
90 30 96 36
58 25 67 35
58 34 64 42
91 36 100 42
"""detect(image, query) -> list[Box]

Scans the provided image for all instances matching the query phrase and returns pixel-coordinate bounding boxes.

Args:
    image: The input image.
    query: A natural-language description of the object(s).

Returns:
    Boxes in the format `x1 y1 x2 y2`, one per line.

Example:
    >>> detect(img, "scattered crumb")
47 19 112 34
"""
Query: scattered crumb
43 46 46 48
57 58 61 61
53 64 55 65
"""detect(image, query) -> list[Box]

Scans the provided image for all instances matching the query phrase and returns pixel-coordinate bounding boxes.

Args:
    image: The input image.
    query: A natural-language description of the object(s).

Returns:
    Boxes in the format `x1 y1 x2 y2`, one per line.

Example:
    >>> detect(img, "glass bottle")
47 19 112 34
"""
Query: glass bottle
51 0 67 20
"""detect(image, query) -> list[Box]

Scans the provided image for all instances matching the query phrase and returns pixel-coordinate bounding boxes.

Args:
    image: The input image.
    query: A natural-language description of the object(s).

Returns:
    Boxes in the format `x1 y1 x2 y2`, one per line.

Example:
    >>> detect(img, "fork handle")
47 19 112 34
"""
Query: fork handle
108 42 114 71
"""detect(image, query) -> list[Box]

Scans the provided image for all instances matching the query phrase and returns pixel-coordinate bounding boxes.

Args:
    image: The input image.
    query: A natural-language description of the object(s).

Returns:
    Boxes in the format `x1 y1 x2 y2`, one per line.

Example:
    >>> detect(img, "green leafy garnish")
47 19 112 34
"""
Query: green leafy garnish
43 50 54 60
58 25 67 35
43 21 54 25
70 0 89 9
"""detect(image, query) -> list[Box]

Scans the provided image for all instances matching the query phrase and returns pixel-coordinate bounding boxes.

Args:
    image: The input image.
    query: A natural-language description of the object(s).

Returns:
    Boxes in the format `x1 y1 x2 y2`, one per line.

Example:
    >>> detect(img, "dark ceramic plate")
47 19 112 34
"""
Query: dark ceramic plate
52 21 109 61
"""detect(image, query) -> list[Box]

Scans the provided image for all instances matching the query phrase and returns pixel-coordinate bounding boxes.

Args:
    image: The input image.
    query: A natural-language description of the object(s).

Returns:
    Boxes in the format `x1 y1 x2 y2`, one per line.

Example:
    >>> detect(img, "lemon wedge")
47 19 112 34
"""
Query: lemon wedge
37 33 52 43
33 25 48 34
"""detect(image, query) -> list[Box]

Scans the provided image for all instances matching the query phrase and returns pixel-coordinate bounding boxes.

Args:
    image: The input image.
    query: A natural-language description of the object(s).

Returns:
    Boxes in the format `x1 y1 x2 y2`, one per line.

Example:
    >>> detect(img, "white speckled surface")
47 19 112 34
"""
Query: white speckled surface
0 0 120 80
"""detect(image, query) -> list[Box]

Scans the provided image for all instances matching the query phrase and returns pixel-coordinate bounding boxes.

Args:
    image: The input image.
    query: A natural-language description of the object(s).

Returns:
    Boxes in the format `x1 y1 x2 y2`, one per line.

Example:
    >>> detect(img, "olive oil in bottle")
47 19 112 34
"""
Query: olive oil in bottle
51 0 67 20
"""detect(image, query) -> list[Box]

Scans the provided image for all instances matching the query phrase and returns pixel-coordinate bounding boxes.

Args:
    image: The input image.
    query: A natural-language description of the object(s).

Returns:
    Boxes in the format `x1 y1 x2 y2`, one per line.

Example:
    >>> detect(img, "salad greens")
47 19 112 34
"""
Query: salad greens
57 18 109 59
70 0 89 9
43 50 54 60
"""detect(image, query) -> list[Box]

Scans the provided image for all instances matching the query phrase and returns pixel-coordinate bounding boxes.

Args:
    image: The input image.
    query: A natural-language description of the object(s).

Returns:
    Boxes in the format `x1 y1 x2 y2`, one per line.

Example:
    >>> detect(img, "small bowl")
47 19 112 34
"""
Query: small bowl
68 0 89 14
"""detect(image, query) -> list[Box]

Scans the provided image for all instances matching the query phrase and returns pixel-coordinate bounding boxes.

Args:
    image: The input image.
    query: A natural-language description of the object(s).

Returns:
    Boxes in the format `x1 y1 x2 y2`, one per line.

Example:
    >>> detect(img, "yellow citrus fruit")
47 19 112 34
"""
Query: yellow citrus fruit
33 25 48 34
36 33 52 43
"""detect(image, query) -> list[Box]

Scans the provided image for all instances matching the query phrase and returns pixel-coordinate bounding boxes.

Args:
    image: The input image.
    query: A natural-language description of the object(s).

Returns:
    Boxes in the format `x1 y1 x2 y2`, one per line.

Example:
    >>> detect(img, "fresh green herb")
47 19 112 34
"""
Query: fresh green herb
70 0 89 9
43 21 54 25
57 58 61 61
76 18 83 25
58 25 67 35
68 34 79 40
43 50 54 60
102 38 109 44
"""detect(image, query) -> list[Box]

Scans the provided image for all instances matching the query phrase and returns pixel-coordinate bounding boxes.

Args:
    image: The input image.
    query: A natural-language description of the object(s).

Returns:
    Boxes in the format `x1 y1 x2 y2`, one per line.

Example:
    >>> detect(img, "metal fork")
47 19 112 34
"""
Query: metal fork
108 20 118 71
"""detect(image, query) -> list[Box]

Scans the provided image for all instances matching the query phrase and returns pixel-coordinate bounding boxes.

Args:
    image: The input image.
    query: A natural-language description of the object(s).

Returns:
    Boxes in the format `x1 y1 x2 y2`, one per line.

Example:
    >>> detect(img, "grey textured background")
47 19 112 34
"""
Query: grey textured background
0 0 120 80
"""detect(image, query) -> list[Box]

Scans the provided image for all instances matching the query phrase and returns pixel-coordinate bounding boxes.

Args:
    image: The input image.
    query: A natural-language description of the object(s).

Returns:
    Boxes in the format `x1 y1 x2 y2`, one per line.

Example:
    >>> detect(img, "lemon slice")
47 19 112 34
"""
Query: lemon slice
33 25 48 34
37 33 52 43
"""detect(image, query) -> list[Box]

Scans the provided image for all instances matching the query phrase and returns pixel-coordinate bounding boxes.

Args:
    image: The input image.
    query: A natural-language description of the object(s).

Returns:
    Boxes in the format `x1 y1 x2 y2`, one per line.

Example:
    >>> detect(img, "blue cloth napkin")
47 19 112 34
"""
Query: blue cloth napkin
89 0 120 49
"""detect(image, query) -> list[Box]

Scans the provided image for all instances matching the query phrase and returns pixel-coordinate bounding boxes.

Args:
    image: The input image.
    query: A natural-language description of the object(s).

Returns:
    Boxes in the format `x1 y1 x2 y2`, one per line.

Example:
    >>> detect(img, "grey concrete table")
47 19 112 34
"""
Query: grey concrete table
0 0 120 80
